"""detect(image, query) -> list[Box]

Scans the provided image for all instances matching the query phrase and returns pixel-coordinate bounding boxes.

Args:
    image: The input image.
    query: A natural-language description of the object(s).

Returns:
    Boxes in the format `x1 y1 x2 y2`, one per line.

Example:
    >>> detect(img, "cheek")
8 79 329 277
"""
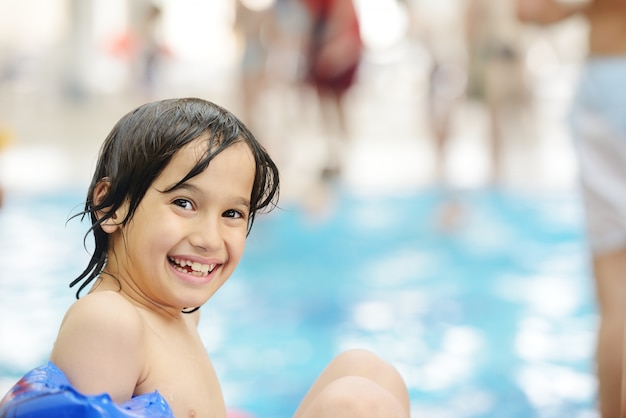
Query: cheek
126 218 175 259
227 231 248 263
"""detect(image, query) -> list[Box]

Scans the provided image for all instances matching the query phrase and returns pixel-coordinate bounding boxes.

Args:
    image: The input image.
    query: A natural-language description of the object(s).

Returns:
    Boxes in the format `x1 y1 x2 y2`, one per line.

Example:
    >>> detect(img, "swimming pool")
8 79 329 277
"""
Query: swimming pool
0 187 596 417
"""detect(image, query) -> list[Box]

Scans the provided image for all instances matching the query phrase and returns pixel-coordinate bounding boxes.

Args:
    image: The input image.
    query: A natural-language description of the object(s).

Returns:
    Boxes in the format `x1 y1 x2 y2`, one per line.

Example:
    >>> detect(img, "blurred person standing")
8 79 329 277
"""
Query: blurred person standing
234 0 276 135
465 0 533 185
404 0 467 187
107 2 167 98
403 0 468 231
517 1 626 417
263 0 311 165
302 0 363 179
133 2 167 99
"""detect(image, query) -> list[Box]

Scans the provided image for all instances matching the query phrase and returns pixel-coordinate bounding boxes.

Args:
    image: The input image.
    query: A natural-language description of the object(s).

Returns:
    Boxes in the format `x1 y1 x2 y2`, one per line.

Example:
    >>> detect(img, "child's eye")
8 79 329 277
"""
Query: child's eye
223 209 245 219
173 198 194 210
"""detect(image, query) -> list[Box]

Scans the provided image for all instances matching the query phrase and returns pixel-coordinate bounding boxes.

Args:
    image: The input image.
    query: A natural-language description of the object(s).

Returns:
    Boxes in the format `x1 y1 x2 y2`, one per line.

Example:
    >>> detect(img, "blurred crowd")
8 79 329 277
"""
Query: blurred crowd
231 0 540 188
0 0 587 199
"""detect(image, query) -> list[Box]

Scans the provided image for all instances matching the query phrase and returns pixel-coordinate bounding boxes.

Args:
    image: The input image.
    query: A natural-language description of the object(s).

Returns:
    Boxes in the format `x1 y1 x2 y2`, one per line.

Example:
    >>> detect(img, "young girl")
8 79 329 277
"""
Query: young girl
0 98 409 417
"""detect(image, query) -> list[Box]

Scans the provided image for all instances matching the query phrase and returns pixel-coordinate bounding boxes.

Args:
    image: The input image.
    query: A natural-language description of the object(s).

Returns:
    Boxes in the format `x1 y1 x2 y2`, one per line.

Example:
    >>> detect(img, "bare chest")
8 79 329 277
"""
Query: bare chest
137 322 226 417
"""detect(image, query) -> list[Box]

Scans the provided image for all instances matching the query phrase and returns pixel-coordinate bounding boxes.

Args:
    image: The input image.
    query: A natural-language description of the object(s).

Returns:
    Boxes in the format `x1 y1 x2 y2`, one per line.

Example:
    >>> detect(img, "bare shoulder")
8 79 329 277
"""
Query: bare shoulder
50 291 146 402
59 291 144 337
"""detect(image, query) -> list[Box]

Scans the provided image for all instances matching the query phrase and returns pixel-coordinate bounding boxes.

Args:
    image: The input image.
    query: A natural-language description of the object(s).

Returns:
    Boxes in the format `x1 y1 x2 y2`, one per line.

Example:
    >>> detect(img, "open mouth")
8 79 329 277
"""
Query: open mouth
168 257 216 277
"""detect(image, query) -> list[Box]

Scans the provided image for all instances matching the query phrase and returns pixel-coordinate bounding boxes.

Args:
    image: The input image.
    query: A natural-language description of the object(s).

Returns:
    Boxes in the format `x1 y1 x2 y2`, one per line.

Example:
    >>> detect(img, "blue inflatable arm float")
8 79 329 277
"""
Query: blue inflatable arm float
0 362 173 417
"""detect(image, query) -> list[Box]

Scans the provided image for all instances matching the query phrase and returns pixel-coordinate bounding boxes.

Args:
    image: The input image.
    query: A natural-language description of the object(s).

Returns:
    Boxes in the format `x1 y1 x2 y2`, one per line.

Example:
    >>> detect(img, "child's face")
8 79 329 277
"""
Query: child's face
104 139 255 312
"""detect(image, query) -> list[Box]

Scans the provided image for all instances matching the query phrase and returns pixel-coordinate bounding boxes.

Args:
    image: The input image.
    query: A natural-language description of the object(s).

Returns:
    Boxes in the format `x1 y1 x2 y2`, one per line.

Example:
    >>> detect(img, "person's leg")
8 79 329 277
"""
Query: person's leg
318 91 347 179
569 57 626 417
574 114 626 418
594 247 626 418
486 97 504 185
293 349 410 418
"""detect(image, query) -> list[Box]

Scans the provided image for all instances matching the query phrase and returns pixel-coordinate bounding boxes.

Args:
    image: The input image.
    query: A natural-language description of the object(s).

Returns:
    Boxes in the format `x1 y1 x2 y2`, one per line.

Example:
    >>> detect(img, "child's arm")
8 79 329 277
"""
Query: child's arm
516 0 589 24
49 291 145 403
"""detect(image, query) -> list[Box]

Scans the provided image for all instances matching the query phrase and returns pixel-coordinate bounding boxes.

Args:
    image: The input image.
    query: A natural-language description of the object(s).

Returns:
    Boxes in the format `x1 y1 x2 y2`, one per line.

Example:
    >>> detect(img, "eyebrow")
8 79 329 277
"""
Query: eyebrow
162 182 251 209
163 182 199 194
233 197 251 211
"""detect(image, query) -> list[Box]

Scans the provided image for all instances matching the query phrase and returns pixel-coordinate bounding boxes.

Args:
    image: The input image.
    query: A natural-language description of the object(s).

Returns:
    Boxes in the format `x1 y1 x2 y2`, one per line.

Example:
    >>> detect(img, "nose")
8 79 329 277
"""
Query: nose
189 215 222 252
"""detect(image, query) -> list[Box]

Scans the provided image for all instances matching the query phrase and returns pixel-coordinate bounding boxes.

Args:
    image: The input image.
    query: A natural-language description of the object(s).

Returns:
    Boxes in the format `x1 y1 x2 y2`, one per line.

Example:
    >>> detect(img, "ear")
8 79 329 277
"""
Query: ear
93 179 127 234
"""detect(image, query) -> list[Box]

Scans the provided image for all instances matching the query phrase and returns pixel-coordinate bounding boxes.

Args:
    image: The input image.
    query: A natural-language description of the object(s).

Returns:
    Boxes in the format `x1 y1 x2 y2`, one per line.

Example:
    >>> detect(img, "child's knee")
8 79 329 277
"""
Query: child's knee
331 349 410 411
311 376 406 418
333 348 392 371
334 349 404 383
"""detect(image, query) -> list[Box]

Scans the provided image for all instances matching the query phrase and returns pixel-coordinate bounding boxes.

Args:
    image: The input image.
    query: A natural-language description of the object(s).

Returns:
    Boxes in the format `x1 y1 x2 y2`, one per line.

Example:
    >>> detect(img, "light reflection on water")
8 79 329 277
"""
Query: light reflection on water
0 189 596 417
0 193 87 373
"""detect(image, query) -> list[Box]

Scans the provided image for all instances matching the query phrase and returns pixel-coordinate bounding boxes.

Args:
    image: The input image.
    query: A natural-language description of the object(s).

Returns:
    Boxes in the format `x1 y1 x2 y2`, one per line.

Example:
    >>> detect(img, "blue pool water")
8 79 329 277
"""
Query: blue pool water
0 187 597 417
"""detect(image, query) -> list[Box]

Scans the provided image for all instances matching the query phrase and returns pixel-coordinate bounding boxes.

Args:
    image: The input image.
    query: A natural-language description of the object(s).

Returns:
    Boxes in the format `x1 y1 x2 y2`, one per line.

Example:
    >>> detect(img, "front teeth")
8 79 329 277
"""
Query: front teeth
170 257 216 276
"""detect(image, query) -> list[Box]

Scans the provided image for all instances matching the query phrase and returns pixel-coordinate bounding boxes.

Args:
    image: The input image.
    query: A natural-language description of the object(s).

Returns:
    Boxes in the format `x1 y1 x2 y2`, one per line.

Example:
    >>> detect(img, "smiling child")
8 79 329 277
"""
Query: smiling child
1 98 409 418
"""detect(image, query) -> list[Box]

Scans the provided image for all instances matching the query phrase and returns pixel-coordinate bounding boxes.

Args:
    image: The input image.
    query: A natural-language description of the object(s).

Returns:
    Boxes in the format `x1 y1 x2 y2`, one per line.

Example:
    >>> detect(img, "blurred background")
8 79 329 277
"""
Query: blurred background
0 0 598 417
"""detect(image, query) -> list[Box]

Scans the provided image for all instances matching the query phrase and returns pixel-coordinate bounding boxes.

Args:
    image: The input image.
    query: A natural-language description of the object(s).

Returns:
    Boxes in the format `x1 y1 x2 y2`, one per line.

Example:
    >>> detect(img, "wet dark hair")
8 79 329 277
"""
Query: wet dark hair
70 97 279 299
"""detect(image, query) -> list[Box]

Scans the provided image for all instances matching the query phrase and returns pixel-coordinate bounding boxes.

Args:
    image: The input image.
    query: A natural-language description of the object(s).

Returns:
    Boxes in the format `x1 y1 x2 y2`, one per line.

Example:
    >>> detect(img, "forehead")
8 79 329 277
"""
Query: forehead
163 137 254 180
